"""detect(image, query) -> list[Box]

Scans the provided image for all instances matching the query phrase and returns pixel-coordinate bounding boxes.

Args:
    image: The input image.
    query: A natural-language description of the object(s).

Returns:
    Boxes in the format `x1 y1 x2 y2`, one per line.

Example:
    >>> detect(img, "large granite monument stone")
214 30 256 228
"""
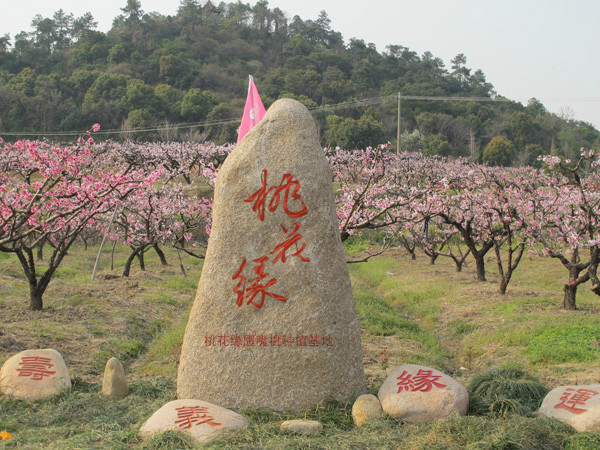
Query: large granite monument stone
177 99 365 411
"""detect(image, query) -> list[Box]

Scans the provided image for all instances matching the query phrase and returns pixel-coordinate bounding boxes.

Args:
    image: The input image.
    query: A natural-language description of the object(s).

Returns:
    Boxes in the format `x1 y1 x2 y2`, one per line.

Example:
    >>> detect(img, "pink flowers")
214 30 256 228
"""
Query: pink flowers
1 133 598 308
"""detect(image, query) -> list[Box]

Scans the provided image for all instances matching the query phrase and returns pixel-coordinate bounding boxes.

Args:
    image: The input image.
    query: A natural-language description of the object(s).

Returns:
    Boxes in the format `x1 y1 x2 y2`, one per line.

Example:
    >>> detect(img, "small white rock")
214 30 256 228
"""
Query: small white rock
281 419 323 435
352 394 382 427
101 357 128 399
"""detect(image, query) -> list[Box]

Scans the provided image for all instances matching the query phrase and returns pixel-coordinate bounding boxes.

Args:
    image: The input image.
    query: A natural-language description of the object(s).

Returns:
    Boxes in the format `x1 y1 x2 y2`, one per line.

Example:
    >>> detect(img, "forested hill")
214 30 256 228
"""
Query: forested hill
0 0 598 165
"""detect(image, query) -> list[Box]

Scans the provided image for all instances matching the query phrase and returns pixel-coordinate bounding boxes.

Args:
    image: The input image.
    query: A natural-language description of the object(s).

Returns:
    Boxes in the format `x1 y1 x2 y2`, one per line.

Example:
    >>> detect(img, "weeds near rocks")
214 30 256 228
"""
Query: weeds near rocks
378 349 391 376
139 430 195 450
468 367 549 416
564 433 600 450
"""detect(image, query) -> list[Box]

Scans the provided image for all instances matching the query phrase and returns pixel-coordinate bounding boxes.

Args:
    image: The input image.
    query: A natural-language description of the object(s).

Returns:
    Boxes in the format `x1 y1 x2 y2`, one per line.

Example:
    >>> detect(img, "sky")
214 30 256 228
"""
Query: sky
1 0 599 129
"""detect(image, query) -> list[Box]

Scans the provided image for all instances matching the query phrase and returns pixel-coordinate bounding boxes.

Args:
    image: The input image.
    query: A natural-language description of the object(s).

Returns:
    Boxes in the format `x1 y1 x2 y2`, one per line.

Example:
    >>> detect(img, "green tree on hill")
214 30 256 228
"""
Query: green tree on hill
180 89 217 122
0 1 596 153
325 112 383 149
483 136 515 167
422 133 452 157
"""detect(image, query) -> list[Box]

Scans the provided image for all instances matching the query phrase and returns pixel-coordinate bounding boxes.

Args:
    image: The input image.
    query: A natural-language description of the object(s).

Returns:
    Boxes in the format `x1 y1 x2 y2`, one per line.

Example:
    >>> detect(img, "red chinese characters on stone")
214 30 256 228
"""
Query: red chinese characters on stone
233 169 311 308
245 170 308 221
554 388 600 414
396 369 448 393
204 333 334 347
232 256 287 308
271 223 310 263
16 356 56 380
174 406 222 429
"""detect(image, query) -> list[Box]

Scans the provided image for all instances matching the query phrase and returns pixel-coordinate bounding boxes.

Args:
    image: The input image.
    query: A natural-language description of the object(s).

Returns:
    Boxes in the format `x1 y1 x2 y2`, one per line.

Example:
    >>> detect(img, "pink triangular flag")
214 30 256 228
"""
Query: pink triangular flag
237 75 266 143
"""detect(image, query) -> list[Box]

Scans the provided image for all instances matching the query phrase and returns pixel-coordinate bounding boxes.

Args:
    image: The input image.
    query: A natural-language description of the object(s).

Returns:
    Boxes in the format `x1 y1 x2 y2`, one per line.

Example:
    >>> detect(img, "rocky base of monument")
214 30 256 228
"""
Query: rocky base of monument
4 350 600 448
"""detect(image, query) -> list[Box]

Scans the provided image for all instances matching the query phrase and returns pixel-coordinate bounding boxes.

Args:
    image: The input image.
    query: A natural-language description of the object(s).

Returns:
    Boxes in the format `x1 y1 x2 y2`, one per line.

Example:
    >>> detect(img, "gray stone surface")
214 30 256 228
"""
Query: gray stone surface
139 399 249 444
378 364 468 423
539 384 600 432
0 348 71 400
177 98 365 411
280 419 323 435
352 394 382 427
101 357 128 398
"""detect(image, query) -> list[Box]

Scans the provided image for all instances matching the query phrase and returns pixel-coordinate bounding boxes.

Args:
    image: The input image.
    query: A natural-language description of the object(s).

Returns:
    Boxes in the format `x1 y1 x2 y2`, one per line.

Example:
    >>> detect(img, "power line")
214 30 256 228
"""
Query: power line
0 93 505 138
0 117 244 137
400 95 507 102
308 95 397 112
0 94 402 138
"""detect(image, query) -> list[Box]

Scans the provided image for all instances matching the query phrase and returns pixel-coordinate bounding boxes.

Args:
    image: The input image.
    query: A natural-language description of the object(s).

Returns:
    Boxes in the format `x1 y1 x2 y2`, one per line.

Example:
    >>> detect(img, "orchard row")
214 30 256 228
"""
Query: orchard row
1 129 598 311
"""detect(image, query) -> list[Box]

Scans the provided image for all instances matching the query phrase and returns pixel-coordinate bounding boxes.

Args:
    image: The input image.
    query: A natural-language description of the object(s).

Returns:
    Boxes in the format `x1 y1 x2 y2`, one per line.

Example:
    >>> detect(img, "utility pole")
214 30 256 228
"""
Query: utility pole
470 128 476 161
397 92 401 154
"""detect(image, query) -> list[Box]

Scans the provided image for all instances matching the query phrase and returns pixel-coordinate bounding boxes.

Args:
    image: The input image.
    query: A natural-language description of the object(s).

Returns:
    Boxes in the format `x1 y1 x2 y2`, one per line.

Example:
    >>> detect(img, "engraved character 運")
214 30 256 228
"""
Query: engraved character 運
554 388 599 414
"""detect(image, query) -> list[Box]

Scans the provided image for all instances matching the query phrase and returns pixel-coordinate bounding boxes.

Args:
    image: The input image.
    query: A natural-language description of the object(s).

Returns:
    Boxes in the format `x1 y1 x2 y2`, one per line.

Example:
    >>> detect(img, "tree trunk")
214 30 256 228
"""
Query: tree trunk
563 283 577 310
37 240 44 261
429 254 438 265
29 284 43 311
453 258 463 272
177 248 187 278
81 235 88 251
473 254 486 281
153 244 168 266
123 246 145 277
499 279 508 295
110 240 117 271
137 250 146 271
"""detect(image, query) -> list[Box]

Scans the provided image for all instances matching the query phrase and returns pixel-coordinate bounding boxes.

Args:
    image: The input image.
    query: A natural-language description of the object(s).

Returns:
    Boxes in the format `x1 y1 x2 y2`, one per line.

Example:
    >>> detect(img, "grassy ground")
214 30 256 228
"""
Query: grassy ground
1 240 600 449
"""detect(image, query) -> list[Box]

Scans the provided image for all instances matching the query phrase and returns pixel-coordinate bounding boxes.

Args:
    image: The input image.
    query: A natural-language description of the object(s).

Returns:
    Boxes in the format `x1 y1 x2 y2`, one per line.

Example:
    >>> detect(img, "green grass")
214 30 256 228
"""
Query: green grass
348 256 396 286
91 314 168 373
447 319 479 337
199 415 576 450
343 235 372 255
161 275 201 291
3 242 600 448
138 317 190 376
354 285 420 336
142 291 180 306
525 325 600 364
67 293 94 307
349 255 450 371
565 433 600 450
0 379 176 450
